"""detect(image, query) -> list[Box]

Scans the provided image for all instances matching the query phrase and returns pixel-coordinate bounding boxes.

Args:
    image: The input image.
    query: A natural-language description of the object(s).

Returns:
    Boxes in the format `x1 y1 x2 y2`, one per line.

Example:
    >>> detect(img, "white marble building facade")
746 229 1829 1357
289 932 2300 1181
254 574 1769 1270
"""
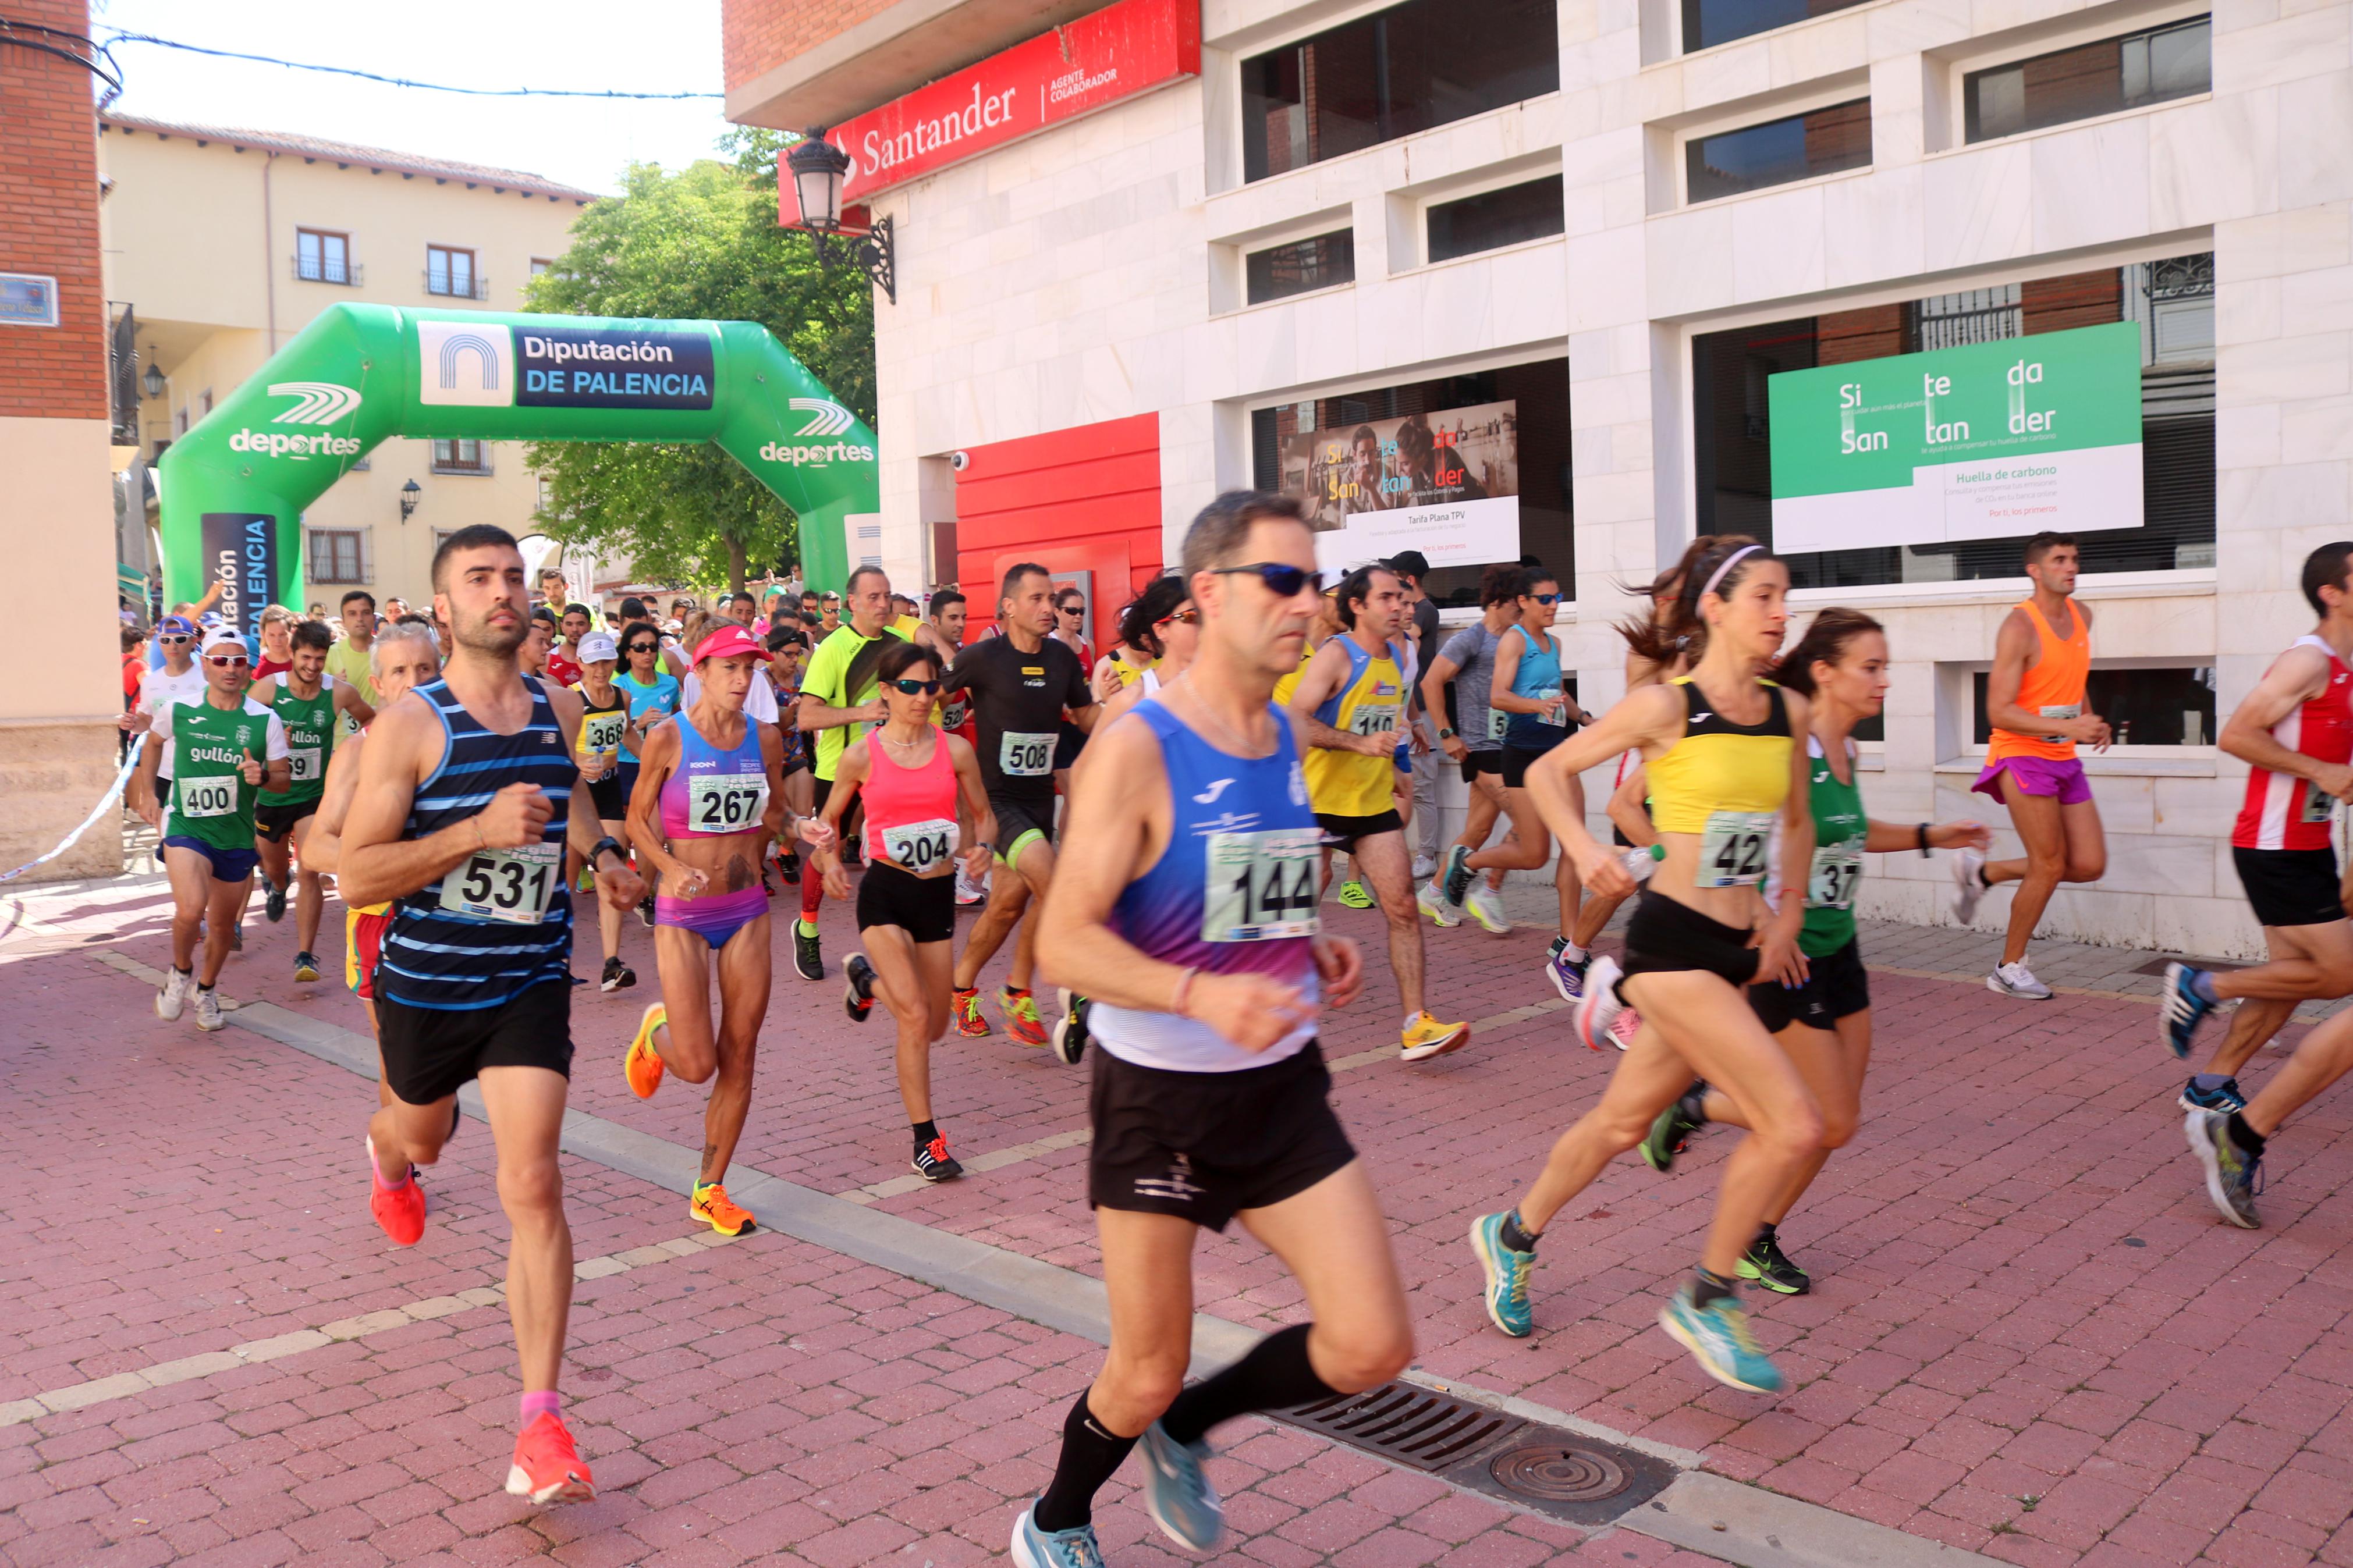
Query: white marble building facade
859 0 2353 959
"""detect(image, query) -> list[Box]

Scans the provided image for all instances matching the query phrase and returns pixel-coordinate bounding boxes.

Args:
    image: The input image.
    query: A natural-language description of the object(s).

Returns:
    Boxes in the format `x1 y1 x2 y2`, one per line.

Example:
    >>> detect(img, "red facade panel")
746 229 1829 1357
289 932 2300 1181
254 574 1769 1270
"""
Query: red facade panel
953 413 1160 638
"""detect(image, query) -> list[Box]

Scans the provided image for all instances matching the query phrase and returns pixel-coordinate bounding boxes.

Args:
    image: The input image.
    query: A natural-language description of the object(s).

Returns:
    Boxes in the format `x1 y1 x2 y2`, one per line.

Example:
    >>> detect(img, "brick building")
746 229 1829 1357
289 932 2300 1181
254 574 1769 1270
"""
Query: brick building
0 0 125 880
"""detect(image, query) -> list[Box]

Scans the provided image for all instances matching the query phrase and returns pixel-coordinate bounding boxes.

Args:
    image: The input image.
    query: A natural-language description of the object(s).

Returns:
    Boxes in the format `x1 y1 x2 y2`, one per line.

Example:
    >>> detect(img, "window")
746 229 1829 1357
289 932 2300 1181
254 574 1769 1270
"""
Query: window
529 257 555 277
432 439 488 473
1250 357 1571 609
307 528 369 585
1245 231 1355 305
1691 251 2216 590
1973 666 2215 747
1965 17 2210 143
1241 0 1559 182
1426 175 1564 264
426 245 481 299
1683 0 1871 53
1687 99 1871 202
296 228 354 285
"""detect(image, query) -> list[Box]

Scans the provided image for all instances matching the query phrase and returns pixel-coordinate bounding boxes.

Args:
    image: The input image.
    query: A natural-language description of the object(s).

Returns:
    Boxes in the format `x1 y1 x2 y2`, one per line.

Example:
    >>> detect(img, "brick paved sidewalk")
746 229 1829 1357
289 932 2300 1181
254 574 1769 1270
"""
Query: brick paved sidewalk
11 867 2353 1566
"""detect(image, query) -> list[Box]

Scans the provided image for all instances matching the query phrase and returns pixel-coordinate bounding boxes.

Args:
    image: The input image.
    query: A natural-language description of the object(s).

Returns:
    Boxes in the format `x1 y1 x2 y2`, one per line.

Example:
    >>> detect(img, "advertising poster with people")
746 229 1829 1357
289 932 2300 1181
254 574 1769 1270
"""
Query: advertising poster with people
1279 400 1521 573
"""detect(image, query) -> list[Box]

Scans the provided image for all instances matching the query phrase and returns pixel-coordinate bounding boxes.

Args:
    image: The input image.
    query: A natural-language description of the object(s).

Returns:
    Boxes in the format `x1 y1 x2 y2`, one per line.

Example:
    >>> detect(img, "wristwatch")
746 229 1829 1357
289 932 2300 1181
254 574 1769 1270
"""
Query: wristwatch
588 835 627 871
1438 727 1456 740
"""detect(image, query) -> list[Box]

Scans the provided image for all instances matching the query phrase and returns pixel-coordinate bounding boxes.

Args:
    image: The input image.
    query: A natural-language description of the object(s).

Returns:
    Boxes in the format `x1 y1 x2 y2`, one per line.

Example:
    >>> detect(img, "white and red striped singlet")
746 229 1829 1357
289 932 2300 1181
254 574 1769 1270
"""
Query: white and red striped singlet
2233 634 2353 851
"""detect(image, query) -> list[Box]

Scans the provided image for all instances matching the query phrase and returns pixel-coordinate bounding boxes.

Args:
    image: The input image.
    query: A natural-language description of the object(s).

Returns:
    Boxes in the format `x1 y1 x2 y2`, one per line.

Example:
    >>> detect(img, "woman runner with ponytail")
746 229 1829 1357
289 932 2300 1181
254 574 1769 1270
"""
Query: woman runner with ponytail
1463 536 1822 1395
1638 610 1989 1294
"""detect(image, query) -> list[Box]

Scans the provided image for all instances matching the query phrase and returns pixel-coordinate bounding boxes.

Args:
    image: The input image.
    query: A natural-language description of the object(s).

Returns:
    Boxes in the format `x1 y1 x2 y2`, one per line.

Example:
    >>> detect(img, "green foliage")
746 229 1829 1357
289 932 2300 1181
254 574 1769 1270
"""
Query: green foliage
522 131 873 591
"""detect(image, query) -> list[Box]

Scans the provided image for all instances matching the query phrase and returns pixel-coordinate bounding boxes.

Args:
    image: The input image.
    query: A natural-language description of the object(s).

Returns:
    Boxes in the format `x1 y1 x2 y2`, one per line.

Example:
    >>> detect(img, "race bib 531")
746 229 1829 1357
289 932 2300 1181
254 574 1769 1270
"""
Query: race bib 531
438 841 561 924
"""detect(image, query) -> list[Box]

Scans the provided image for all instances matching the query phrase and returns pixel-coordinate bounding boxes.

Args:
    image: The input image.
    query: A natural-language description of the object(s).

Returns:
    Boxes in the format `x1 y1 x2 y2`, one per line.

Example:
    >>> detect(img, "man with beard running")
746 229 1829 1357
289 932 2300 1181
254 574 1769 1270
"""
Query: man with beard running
792 567 904 980
1011 492 1406 1567
251 618 353 982
337 525 647 1506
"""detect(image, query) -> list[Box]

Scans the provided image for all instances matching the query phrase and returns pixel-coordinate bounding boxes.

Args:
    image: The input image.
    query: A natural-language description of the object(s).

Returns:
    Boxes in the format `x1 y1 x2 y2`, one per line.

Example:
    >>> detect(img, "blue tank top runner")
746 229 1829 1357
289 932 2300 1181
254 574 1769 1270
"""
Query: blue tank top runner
381 675 577 1011
1502 625 1567 754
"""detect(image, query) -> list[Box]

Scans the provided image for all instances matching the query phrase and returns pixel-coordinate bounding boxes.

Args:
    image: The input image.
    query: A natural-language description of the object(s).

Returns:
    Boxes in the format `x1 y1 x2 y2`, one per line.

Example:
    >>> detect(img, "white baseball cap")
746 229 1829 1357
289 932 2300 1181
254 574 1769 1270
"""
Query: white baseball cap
201 627 250 657
577 630 619 663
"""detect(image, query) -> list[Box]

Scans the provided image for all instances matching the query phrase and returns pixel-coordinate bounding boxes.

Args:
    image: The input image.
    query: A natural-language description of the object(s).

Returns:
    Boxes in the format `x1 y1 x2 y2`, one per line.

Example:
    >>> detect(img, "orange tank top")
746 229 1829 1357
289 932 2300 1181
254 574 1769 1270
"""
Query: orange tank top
1988 598 2089 762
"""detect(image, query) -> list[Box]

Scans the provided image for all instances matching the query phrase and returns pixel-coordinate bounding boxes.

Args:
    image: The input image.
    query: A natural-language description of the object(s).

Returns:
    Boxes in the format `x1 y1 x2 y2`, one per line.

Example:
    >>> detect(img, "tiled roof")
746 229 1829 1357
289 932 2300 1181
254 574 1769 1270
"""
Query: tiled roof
97 113 600 202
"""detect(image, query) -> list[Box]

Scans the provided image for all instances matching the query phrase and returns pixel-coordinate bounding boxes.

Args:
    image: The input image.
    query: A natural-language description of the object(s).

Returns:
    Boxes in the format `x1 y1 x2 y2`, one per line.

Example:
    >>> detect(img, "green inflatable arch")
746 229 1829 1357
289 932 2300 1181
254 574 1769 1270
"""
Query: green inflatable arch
157 302 878 642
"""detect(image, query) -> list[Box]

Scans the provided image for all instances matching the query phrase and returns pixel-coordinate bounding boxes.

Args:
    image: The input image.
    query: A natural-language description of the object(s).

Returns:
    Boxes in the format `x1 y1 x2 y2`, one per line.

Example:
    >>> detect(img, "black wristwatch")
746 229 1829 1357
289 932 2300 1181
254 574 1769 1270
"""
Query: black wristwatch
1438 727 1456 741
589 835 627 871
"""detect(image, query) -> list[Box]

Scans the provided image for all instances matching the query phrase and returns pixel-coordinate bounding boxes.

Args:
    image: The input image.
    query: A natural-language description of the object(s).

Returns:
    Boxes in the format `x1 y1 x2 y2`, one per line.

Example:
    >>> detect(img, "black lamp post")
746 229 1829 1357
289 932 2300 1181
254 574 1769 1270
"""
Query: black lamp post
785 127 896 304
141 357 164 399
399 478 421 523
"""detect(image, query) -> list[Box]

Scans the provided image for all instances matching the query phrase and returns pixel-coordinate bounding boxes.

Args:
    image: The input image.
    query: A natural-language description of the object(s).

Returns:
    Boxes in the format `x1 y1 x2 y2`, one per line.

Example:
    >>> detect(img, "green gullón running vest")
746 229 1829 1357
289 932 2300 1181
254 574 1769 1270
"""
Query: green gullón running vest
166 698 278 851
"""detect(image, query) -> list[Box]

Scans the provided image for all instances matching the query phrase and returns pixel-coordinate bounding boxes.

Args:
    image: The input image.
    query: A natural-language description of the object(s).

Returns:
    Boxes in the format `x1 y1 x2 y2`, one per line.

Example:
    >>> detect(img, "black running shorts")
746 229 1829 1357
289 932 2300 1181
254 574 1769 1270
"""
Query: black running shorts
1088 1041 1355 1233
2233 846 2346 929
856 858 955 943
1457 751 1502 784
1315 809 1401 853
992 795 1056 866
585 773 627 822
1748 936 1871 1033
1620 888 1761 989
254 797 320 842
377 979 574 1106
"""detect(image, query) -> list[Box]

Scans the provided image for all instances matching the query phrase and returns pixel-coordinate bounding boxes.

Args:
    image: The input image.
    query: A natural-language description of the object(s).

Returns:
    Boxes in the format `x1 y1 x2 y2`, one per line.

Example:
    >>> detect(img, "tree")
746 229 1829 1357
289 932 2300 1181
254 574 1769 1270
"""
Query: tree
523 131 874 593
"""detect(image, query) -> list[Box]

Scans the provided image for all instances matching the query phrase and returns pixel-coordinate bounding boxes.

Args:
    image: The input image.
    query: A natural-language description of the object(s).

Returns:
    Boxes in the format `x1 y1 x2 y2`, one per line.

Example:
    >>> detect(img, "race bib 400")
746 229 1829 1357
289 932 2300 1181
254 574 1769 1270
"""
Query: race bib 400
176 775 238 819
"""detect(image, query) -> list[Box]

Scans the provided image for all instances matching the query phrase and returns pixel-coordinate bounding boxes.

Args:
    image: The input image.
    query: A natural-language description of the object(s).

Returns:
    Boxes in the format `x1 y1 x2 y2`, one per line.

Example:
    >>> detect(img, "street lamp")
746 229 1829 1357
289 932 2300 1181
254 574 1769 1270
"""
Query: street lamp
141 355 164 399
784 127 896 304
399 478 421 523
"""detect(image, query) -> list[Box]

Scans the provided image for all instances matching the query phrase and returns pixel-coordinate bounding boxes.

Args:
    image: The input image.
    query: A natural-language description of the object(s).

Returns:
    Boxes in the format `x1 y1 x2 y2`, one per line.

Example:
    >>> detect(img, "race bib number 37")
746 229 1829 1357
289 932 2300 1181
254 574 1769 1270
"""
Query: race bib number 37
1698 809 1776 888
1201 828 1323 943
1807 842 1863 909
999 731 1055 777
688 773 768 833
439 841 561 924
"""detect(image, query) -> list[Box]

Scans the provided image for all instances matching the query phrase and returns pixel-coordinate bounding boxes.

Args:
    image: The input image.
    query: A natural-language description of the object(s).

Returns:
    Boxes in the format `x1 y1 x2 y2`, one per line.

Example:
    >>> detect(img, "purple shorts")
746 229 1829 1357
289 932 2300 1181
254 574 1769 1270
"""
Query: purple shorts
656 885 768 951
1973 755 2092 807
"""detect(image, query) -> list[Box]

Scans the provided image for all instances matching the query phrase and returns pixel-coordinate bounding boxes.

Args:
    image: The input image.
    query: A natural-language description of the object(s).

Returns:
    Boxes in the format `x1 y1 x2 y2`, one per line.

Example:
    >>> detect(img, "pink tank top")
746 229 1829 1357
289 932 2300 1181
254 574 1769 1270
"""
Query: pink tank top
861 727 960 873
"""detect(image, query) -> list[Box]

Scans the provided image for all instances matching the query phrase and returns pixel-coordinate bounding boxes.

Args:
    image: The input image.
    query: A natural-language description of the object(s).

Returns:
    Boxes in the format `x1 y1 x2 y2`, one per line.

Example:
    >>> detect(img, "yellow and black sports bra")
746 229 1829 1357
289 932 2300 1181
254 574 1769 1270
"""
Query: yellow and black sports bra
1646 677 1793 835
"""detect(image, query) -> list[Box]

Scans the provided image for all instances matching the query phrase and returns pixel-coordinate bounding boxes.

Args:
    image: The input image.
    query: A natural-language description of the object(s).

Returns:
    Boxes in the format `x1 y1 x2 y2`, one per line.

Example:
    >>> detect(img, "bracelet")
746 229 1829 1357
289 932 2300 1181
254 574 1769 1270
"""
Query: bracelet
1917 822 1932 856
1170 966 1198 1018
474 817 487 851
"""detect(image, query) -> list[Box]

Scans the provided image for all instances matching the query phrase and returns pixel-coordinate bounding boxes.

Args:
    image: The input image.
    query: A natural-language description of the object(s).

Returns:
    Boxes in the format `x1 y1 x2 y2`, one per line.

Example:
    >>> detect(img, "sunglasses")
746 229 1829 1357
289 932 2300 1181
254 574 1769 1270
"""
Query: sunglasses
887 678 941 695
1530 593 1561 605
158 635 191 645
1059 604 1085 614
625 642 657 654
1158 607 1200 627
1212 563 1324 598
206 655 250 668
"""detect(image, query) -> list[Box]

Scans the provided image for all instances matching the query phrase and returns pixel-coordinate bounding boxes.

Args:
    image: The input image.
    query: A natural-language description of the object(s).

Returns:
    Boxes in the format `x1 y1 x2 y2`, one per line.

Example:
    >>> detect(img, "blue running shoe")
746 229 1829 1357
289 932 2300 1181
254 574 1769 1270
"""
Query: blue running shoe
1470 1211 1534 1337
1545 941 1585 1004
1138 1421 1223 1553
2178 1076 2247 1115
2158 962 2214 1059
1440 844 1474 907
2185 1108 2262 1229
1011 1504 1106 1568
1659 1281 1783 1393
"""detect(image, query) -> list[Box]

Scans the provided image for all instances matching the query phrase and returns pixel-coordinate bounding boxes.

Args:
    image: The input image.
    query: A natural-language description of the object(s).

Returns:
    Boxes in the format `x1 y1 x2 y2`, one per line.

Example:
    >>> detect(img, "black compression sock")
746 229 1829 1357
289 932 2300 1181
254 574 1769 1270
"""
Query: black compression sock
1690 1265 1738 1309
2227 1112 2267 1158
1159 1322 1340 1448
1498 1210 1538 1253
911 1120 939 1146
1032 1393 1139 1533
1680 1083 1710 1125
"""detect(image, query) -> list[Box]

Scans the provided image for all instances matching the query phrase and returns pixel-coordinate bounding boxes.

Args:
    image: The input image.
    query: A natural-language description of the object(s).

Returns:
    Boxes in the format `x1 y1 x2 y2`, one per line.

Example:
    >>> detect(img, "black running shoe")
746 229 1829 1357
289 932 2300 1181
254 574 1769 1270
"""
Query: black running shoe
1642 1085 1707 1173
1737 1231 1810 1295
844 952 876 1022
778 849 800 886
2179 1076 2247 1114
912 1132 964 1182
264 879 286 923
599 955 635 994
636 894 656 929
1052 989 1089 1067
793 924 824 982
1440 844 1473 907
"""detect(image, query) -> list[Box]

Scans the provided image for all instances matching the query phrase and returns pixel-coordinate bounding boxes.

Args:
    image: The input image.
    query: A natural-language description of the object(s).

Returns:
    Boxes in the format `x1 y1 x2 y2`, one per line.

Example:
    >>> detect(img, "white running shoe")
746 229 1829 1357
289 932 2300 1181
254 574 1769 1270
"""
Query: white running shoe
1573 955 1627 1050
1412 854 1436 881
194 986 226 1031
1463 881 1511 934
1988 961 2053 1001
1415 880 1461 928
154 967 190 1021
1951 849 1987 925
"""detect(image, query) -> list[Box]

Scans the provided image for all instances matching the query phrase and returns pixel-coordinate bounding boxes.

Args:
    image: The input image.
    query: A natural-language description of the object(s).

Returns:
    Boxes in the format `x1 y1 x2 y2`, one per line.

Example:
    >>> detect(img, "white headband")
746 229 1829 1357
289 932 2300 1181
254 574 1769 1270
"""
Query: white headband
1699 543 1762 602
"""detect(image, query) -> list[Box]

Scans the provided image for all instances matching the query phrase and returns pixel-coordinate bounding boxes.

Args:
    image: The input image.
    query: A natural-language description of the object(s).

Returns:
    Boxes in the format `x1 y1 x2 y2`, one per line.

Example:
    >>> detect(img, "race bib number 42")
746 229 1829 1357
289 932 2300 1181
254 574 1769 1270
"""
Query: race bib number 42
688 773 768 833
999 730 1055 777
1698 809 1776 888
439 841 561 924
176 775 238 819
881 816 958 871
1201 828 1323 943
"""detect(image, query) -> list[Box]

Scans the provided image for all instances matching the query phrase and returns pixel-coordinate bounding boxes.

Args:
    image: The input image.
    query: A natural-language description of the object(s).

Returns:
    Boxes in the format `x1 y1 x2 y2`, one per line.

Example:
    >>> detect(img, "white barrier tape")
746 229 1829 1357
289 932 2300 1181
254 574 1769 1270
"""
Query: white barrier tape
0 746 142 883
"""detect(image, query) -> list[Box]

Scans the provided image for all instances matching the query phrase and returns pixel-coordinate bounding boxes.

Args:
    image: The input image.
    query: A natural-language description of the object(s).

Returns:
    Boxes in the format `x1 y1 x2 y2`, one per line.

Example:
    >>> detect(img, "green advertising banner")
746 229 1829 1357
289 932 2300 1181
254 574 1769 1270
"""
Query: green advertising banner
1766 321 2143 554
156 302 879 644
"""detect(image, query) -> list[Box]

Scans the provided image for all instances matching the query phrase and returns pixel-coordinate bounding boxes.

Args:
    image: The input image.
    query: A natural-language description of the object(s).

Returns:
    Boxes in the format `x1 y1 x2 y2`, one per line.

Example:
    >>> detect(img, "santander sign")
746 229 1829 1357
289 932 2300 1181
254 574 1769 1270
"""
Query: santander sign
784 0 1199 214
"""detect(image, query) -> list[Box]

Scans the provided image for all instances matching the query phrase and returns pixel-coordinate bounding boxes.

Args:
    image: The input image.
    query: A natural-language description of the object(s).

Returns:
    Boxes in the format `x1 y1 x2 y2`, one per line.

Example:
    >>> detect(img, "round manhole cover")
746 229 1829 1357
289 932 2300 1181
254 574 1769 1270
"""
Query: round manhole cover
1489 1443 1629 1503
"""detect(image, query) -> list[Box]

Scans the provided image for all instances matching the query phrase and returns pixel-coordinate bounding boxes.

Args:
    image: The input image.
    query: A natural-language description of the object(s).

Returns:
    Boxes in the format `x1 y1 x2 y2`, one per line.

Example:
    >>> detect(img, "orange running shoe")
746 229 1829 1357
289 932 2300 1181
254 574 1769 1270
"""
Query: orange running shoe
1000 986 1047 1047
505 1411 595 1505
624 1002 666 1099
951 986 990 1039
365 1138 426 1247
690 1181 755 1236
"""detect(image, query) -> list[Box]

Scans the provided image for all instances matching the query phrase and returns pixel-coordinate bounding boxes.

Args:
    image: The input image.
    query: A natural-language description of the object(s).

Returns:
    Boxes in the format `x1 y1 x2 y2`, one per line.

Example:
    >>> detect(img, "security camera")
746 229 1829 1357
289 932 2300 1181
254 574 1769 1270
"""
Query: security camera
949 450 971 472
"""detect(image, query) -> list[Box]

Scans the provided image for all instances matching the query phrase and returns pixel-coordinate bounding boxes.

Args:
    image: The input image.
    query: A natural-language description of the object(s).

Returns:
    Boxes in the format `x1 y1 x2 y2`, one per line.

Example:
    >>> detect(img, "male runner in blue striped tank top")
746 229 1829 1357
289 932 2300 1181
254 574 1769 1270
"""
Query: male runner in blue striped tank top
338 526 647 1507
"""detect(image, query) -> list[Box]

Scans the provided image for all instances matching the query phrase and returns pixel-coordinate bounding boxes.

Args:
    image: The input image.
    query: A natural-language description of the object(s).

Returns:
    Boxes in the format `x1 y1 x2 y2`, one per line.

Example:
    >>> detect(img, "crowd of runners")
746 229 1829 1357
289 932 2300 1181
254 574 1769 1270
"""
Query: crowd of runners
108 502 2353 1563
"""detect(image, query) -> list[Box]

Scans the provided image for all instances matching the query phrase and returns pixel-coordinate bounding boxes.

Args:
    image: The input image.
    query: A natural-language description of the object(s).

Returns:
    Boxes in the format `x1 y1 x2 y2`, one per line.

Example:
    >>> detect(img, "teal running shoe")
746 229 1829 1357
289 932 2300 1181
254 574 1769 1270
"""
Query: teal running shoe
1470 1211 1535 1337
1010 1504 1105 1568
1659 1281 1784 1393
1138 1421 1223 1553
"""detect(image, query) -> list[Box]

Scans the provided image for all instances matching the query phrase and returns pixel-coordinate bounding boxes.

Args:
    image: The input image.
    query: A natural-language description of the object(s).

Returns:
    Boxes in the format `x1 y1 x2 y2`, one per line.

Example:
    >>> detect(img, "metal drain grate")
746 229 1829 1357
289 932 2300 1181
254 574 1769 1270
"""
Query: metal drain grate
1272 1381 1676 1527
